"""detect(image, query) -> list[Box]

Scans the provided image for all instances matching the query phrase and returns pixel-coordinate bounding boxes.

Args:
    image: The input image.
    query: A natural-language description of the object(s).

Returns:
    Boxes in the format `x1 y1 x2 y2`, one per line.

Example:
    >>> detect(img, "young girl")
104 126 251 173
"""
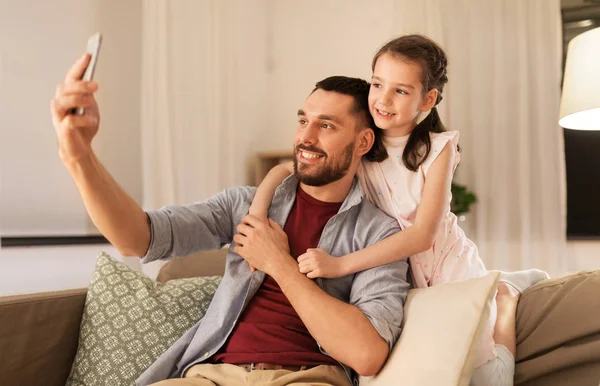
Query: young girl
248 35 548 385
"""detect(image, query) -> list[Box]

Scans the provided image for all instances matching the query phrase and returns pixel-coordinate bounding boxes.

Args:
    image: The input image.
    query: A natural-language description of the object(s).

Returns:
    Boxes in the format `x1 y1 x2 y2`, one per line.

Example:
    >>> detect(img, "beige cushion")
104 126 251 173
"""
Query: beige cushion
362 272 499 386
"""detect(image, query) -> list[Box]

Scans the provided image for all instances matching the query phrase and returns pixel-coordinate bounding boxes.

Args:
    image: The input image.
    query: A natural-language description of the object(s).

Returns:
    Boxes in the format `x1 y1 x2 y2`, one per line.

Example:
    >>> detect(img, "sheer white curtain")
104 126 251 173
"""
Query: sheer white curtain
393 0 567 276
139 0 247 276
140 0 244 211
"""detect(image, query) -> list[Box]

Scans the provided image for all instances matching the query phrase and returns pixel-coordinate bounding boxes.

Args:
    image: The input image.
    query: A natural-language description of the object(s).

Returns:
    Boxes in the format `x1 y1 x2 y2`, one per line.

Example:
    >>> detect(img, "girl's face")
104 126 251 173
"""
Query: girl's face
368 52 437 137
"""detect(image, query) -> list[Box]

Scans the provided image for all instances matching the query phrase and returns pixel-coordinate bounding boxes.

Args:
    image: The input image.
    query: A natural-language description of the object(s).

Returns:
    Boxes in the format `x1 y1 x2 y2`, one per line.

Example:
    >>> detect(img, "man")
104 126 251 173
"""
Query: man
51 53 409 386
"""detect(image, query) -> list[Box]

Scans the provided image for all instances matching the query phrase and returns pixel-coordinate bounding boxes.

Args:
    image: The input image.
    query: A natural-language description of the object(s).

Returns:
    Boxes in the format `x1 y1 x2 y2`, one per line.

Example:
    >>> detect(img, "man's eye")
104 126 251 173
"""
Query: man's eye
321 123 333 129
298 119 307 125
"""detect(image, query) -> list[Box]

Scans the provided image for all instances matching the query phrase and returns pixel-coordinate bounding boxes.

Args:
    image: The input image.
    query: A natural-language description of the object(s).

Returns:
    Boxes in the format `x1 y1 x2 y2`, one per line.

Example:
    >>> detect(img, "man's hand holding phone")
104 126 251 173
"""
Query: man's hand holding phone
51 34 101 166
51 54 100 165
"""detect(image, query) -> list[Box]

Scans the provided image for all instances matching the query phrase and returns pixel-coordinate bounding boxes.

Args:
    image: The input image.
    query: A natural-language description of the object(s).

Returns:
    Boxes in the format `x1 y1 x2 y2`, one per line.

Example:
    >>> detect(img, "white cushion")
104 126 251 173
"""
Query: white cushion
361 272 499 386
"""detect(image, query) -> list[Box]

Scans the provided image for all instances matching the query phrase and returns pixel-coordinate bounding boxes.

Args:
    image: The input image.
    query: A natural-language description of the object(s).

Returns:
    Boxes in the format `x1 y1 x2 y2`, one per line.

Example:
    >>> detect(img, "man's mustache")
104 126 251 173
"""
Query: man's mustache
295 144 327 157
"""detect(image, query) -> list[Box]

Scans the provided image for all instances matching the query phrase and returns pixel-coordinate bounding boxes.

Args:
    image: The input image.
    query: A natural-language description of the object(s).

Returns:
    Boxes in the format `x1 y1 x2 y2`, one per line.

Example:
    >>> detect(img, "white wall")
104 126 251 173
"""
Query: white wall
0 0 142 236
566 241 600 273
0 245 141 296
262 0 398 151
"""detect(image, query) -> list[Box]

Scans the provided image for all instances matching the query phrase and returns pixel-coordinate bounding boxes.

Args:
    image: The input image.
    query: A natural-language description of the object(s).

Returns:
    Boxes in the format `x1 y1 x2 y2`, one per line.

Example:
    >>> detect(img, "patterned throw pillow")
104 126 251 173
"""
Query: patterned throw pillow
66 252 221 386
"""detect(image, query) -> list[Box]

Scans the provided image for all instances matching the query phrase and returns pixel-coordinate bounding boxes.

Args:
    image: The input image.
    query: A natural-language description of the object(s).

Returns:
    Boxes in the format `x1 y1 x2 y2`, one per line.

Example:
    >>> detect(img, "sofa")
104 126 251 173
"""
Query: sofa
1 248 599 386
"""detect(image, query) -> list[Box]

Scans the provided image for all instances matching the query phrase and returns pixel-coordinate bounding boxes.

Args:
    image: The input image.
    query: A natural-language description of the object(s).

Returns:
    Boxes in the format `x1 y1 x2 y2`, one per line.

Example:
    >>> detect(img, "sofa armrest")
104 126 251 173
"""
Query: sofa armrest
515 269 600 386
0 288 87 386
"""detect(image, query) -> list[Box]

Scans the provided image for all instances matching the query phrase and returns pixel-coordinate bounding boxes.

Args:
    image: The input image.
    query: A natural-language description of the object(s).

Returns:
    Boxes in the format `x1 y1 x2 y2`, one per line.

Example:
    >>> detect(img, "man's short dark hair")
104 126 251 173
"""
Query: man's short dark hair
313 76 388 162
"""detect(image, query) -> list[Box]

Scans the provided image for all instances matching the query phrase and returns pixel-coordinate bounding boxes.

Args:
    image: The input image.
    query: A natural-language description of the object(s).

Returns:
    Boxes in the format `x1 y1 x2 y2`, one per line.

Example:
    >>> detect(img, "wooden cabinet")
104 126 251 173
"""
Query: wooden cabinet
254 150 293 185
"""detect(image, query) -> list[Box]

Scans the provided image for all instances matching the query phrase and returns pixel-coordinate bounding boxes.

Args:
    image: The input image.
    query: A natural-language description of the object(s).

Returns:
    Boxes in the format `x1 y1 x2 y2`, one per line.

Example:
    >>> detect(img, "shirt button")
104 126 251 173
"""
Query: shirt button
204 352 210 358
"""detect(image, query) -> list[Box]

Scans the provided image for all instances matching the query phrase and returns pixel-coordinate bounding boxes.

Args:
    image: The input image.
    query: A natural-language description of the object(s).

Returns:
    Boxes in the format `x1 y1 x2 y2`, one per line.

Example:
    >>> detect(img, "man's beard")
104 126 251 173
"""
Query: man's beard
293 141 355 187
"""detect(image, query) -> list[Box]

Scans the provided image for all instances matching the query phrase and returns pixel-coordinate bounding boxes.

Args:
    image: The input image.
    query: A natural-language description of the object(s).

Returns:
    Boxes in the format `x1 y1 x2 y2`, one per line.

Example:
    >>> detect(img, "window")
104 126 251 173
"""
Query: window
562 2 600 238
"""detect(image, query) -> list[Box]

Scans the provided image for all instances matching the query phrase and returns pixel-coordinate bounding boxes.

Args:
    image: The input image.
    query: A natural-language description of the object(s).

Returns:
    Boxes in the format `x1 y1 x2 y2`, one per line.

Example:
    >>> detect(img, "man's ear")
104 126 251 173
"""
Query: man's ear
356 128 375 157
420 88 438 112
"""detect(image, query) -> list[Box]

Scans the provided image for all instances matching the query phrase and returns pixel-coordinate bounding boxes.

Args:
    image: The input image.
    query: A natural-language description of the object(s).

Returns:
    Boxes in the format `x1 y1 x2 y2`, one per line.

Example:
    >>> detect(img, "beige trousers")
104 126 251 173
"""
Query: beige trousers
149 364 351 386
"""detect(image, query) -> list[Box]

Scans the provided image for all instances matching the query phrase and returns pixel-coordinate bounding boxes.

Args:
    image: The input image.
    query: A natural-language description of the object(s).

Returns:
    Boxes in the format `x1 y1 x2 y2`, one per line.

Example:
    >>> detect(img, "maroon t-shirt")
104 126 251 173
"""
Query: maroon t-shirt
213 186 342 366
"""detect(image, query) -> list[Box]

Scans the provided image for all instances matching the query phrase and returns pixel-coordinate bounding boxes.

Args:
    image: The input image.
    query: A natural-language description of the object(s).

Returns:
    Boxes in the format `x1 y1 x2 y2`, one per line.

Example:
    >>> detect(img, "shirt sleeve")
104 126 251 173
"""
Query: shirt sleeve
140 187 253 264
348 224 410 351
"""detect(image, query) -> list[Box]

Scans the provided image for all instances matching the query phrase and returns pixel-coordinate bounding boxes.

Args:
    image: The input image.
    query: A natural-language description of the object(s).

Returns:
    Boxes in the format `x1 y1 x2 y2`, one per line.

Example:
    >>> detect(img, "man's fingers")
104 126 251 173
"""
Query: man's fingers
233 234 245 246
241 214 263 229
236 223 253 237
54 94 96 118
61 114 98 132
250 265 256 272
268 219 286 234
50 99 62 123
57 81 98 97
65 53 91 82
51 96 70 120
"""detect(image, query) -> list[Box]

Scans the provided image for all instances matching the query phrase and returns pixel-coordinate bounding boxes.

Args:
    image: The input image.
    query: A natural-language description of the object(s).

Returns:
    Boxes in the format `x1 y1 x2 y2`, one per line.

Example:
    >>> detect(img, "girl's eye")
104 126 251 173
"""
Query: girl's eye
396 89 407 95
372 83 381 88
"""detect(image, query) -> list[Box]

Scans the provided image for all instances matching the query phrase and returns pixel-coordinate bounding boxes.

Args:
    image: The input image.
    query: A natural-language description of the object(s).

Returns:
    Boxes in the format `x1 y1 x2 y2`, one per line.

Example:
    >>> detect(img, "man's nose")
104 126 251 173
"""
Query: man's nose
298 124 318 144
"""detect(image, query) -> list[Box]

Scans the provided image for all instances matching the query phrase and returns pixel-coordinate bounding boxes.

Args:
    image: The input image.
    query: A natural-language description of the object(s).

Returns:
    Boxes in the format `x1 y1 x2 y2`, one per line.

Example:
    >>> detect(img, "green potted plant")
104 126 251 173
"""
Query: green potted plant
450 181 477 216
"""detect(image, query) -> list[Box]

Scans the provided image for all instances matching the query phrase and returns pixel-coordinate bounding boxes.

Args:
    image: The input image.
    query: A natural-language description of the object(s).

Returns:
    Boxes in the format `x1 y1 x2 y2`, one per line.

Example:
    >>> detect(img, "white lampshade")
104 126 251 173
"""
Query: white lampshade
559 26 600 130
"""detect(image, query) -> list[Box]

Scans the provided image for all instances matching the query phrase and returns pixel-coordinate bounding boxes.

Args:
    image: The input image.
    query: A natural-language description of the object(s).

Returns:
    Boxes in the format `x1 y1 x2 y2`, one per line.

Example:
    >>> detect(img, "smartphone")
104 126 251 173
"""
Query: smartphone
73 33 102 115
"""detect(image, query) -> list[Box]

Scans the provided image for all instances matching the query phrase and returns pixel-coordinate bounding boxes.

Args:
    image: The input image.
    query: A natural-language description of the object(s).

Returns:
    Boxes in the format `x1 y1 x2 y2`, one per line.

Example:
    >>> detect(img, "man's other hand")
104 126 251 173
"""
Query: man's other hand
233 215 292 276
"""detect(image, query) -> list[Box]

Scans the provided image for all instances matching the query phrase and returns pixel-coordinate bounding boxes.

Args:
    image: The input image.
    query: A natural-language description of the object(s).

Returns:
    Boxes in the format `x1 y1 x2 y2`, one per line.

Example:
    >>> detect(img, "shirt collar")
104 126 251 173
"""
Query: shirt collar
275 173 363 213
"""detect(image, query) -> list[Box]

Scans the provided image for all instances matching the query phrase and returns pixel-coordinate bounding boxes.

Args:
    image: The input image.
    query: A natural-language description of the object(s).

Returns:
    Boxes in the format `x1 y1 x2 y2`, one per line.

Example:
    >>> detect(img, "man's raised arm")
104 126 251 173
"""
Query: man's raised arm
64 153 151 257
51 54 150 256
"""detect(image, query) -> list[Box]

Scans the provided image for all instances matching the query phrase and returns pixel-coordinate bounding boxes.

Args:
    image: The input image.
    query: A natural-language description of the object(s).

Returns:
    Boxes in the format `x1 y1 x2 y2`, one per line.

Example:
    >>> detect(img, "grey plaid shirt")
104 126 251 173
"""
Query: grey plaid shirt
136 175 409 386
